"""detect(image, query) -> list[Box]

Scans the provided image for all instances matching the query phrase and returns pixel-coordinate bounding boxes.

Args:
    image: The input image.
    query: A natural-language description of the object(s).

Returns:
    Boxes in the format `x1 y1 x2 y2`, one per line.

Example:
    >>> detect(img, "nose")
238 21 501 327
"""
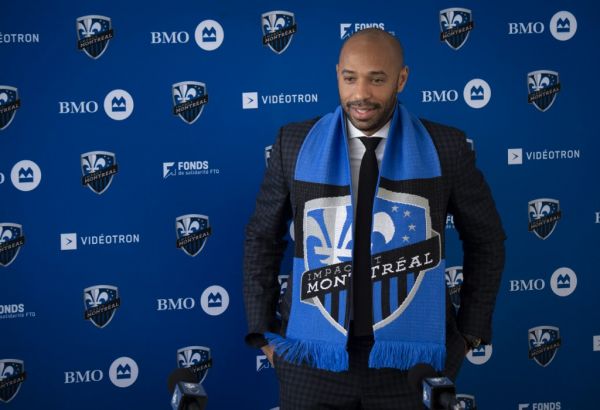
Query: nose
354 78 372 102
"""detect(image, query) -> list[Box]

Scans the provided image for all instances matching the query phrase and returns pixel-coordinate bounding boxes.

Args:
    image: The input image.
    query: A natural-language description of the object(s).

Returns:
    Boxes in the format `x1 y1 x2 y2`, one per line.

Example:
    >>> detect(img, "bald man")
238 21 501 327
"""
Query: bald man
244 29 505 409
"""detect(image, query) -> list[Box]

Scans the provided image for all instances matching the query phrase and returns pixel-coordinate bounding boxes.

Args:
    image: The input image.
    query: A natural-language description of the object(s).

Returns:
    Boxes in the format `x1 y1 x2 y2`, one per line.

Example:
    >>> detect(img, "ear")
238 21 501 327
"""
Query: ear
396 66 409 93
336 64 340 76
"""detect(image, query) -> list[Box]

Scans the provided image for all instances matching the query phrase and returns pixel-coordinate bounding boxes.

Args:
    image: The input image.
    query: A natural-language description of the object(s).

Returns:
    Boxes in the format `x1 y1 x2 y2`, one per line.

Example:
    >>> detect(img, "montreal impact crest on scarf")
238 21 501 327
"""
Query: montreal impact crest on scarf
267 100 446 372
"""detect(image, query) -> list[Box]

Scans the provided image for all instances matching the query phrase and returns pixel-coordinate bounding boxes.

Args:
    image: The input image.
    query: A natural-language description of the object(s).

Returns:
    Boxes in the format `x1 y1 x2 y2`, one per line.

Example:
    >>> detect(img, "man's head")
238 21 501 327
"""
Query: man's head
336 29 408 136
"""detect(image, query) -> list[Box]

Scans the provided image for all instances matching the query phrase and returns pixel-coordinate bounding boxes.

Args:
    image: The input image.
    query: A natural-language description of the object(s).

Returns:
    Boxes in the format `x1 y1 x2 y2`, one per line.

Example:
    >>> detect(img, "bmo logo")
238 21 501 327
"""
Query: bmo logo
58 101 99 114
64 369 103 384
421 89 459 103
509 278 546 292
150 31 190 44
157 297 196 311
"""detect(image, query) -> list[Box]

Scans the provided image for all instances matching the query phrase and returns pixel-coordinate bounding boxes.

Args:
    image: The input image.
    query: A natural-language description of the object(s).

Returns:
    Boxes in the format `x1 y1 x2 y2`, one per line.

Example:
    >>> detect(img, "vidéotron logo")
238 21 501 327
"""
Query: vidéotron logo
0 86 21 130
11 160 42 192
529 326 561 367
528 198 561 240
262 11 297 54
81 151 118 194
0 359 26 403
200 285 229 316
104 89 134 120
0 223 25 268
109 357 139 388
440 8 474 50
172 82 209 124
175 214 212 257
527 70 560 112
84 285 121 328
177 346 212 383
76 15 114 59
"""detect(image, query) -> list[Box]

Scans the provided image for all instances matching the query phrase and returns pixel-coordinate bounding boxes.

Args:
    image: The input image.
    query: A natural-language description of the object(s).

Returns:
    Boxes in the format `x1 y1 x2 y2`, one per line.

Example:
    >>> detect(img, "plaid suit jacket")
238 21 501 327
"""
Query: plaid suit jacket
243 115 505 378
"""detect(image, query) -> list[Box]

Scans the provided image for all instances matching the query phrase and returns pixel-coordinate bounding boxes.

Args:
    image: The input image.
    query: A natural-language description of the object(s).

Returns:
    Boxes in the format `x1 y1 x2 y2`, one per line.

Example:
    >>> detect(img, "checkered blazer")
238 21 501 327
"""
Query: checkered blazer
243 115 505 378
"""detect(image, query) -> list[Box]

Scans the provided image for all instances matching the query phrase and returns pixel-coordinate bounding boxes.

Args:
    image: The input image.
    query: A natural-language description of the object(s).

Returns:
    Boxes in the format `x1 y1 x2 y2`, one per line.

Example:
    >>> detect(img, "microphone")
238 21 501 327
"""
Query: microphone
167 368 208 410
407 363 461 410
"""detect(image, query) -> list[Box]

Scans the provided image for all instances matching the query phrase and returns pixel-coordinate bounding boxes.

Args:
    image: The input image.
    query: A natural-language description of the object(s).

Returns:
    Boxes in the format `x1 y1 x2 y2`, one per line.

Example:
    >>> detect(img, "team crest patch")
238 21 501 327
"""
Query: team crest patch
0 359 26 403
81 151 118 195
262 11 297 54
440 8 474 50
527 70 560 112
172 82 209 124
0 86 21 131
528 198 561 240
445 266 463 311
528 326 561 367
0 223 25 268
175 214 211 257
300 191 441 333
76 15 114 59
177 346 212 383
84 285 121 328
456 394 476 409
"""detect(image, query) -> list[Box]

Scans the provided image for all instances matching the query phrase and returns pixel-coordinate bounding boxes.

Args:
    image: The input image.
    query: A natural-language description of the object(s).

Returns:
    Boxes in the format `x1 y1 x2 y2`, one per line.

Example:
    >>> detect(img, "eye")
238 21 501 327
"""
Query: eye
372 78 385 85
343 77 355 84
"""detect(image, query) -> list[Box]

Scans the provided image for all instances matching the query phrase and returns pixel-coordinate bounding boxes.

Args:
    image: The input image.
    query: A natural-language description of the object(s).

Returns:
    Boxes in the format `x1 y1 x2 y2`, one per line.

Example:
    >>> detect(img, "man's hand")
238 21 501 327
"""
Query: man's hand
261 344 275 367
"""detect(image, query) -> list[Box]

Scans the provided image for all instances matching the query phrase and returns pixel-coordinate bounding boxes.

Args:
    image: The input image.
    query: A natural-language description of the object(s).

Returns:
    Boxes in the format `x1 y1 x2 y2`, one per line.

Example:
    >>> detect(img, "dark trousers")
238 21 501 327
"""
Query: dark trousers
274 337 428 410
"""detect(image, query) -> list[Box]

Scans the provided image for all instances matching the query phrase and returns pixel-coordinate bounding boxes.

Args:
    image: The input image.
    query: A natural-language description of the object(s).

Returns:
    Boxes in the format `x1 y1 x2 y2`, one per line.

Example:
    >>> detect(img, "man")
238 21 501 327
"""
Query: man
244 28 505 409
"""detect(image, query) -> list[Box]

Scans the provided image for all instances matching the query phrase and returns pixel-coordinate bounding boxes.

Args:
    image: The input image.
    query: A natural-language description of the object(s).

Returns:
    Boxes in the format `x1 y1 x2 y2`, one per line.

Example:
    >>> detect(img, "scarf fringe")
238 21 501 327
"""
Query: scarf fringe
265 332 349 372
368 340 445 371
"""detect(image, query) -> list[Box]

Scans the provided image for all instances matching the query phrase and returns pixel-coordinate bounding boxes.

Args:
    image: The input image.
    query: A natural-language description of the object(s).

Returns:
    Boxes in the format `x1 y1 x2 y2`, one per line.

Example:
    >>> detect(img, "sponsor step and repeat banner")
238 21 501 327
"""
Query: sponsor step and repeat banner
1 1 598 409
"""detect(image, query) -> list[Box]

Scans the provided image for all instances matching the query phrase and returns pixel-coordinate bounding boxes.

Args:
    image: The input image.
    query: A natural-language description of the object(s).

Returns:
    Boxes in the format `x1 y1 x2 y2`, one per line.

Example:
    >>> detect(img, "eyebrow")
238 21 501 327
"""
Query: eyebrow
341 69 388 76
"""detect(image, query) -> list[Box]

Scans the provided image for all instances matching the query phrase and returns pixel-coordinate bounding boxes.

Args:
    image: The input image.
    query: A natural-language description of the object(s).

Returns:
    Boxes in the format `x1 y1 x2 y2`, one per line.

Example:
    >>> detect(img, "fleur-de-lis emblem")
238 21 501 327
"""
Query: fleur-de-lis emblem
305 206 353 266
177 217 200 238
263 14 287 33
173 84 198 105
441 11 464 30
78 18 103 38
177 349 202 368
82 154 107 175
528 73 551 92
445 267 464 287
529 201 551 220
85 288 110 308
529 328 551 348
0 93 8 105
0 228 13 243
0 363 15 380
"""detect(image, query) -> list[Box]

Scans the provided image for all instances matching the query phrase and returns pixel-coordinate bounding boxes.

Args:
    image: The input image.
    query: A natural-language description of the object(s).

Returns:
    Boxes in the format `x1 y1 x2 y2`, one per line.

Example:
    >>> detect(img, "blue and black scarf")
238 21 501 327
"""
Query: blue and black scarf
267 100 446 372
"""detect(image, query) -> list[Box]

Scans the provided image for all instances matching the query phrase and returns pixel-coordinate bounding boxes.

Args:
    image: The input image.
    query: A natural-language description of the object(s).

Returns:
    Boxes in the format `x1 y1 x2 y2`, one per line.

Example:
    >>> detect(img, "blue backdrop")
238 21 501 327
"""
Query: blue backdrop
1 1 599 409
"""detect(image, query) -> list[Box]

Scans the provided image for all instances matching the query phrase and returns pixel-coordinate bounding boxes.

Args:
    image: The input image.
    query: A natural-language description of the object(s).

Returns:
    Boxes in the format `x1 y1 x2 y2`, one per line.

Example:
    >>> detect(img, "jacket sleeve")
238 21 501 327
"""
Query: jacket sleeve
243 127 292 348
447 134 506 344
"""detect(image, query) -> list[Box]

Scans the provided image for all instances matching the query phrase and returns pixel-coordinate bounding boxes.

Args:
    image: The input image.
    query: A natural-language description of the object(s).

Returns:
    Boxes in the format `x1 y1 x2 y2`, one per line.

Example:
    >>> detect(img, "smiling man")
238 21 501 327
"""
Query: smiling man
244 28 505 409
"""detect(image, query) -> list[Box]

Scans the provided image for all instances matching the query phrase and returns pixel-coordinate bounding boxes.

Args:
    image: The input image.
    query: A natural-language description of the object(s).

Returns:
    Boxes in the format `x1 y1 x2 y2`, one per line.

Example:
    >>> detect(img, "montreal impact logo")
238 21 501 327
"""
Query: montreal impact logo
172 82 209 124
76 15 114 59
84 285 121 328
177 346 212 383
440 8 474 50
0 223 25 268
301 191 440 334
81 151 118 194
528 198 561 240
176 214 212 257
528 326 561 367
262 10 297 54
0 359 26 403
527 70 561 112
0 86 21 131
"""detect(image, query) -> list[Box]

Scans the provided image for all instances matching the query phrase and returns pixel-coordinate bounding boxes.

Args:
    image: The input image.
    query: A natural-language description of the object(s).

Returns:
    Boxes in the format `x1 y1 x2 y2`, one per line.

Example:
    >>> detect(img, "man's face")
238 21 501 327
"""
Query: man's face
336 37 408 135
